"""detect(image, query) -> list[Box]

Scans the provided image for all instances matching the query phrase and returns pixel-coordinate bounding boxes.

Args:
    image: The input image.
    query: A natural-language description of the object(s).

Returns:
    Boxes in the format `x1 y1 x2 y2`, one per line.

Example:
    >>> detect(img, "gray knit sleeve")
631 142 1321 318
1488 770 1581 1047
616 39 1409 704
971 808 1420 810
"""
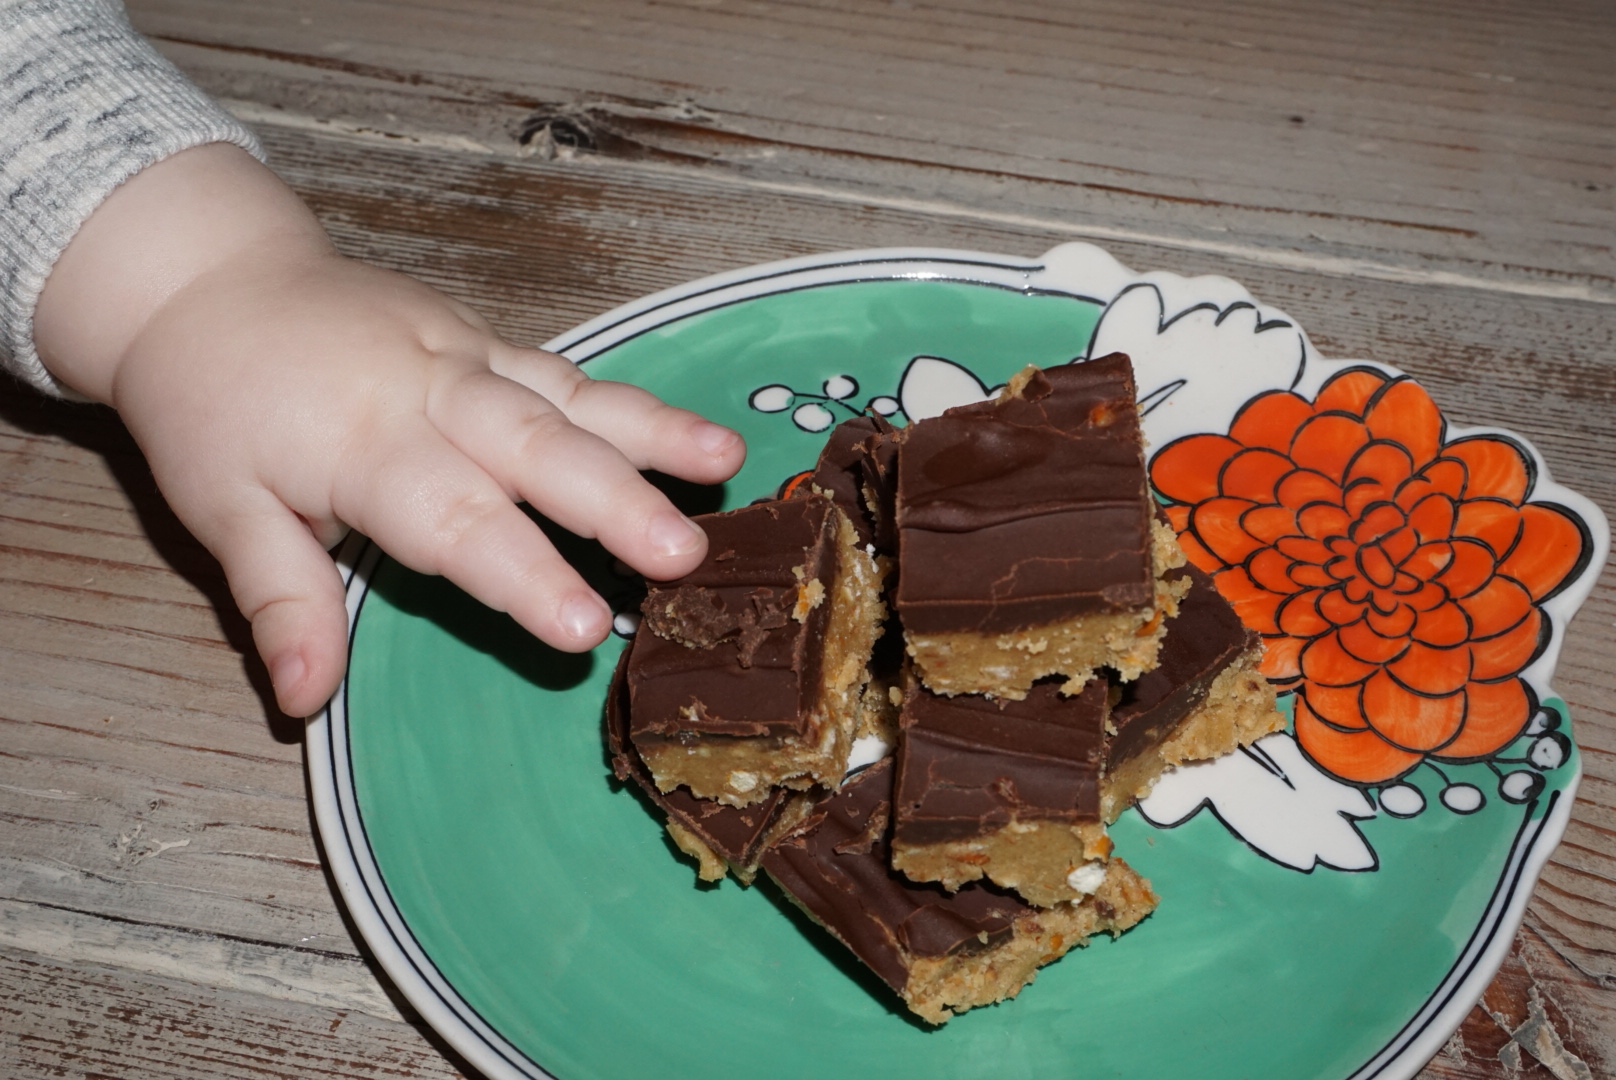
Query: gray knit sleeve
0 0 265 395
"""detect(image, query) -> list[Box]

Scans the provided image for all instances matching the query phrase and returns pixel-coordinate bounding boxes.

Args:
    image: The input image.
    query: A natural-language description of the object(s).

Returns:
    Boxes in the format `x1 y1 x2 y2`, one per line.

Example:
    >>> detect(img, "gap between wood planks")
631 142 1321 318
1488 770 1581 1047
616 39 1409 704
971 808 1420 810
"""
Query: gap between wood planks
221 99 1615 308
0 895 406 1023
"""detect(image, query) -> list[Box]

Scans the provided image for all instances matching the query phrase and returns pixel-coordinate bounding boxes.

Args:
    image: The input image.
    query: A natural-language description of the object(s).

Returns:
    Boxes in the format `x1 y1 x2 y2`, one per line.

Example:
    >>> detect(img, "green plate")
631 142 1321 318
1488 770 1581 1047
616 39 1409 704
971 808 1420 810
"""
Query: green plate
309 245 1606 1080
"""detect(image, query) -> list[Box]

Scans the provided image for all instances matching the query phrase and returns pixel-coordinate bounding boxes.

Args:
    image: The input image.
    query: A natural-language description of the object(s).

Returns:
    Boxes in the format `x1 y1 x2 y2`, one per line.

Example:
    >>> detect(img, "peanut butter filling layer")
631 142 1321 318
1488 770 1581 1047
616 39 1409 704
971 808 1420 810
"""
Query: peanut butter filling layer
903 856 1157 1024
906 520 1189 698
1101 646 1283 822
892 820 1114 909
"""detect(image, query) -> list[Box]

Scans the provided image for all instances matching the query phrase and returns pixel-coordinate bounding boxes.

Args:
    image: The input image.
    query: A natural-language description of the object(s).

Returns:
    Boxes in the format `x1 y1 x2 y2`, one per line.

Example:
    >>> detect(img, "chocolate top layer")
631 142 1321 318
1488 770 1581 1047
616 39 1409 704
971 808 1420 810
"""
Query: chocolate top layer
804 416 892 548
893 677 1108 846
761 759 1032 991
894 355 1153 634
629 496 838 740
606 647 794 866
1108 564 1259 770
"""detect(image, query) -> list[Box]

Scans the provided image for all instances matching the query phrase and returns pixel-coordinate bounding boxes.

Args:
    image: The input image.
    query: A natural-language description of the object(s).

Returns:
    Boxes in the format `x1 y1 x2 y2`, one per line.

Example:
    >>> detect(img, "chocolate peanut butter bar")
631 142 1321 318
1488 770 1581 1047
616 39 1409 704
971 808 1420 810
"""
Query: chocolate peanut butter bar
629 494 885 806
895 355 1188 698
855 415 902 557
795 416 906 763
795 414 897 551
761 759 1157 1025
890 677 1115 908
1101 565 1283 821
606 648 814 883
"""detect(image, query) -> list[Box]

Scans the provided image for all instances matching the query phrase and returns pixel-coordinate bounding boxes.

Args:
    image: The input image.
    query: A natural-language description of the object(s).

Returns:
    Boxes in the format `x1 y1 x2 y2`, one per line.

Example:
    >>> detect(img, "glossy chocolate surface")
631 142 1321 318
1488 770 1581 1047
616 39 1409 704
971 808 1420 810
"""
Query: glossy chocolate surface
1108 564 1258 770
606 648 794 867
629 496 837 740
894 355 1153 634
761 759 1032 992
893 677 1108 846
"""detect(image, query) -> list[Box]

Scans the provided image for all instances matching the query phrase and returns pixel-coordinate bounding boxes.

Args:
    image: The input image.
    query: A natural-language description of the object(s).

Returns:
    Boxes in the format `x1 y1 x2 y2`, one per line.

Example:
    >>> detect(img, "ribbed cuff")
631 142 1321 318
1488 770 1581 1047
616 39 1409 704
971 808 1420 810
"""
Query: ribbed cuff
0 0 266 396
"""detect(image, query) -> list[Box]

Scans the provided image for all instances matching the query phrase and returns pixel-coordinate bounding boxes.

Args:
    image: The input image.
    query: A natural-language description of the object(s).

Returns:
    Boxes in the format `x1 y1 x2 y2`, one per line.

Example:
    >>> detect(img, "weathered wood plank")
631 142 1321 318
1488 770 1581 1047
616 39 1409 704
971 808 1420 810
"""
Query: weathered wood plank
2 118 1613 1079
0 898 401 1021
0 918 1603 1080
0 401 343 952
125 0 1616 298
1427 925 1613 1079
0 946 467 1080
254 122 1616 512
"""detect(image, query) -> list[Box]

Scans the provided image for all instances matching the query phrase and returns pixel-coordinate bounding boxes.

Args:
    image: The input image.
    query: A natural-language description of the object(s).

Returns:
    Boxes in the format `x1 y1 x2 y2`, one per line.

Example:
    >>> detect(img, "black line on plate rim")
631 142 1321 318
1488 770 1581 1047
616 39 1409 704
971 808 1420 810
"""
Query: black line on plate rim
329 549 557 1080
1346 789 1556 1080
572 275 1105 367
555 254 1058 355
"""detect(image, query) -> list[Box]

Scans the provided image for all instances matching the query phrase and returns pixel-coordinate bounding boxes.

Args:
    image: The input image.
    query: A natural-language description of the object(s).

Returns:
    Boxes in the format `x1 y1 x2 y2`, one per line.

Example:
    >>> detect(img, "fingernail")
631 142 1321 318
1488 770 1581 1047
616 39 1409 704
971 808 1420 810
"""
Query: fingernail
691 421 739 457
560 593 611 641
648 510 704 557
271 651 306 695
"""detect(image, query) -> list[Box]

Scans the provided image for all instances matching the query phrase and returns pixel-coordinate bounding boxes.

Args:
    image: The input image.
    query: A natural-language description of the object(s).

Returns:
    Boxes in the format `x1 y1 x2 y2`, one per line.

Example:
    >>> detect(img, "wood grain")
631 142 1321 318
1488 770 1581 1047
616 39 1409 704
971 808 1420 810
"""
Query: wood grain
124 0 1616 299
4 4 1616 1075
1427 926 1612 1079
0 945 470 1080
0 898 401 1022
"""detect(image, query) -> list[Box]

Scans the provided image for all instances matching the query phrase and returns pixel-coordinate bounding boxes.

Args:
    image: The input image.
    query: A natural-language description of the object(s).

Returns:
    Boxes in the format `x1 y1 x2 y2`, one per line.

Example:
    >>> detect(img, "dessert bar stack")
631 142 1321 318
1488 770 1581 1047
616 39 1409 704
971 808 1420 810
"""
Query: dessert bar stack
608 353 1283 1024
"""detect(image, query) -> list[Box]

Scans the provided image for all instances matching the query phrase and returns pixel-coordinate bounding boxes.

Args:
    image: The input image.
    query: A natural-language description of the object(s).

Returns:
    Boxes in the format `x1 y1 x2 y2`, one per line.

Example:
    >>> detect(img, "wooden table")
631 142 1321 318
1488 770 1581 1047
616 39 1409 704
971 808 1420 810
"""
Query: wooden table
3 2 1613 1076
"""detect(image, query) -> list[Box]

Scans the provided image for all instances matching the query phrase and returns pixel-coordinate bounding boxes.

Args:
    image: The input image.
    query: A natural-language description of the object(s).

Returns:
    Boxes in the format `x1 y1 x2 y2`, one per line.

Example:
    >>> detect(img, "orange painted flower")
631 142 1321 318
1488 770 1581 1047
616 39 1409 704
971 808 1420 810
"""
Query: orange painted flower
1151 368 1587 786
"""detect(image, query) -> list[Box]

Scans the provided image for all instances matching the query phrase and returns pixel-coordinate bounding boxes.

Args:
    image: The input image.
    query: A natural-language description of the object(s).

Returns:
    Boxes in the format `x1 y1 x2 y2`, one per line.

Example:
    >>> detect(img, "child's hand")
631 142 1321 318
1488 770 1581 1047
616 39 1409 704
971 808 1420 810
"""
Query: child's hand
34 144 744 718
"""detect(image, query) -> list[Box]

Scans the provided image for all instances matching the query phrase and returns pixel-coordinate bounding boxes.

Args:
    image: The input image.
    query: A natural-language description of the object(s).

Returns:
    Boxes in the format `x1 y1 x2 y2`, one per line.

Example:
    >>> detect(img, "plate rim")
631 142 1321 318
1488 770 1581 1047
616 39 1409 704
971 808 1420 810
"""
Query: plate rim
307 243 1604 1080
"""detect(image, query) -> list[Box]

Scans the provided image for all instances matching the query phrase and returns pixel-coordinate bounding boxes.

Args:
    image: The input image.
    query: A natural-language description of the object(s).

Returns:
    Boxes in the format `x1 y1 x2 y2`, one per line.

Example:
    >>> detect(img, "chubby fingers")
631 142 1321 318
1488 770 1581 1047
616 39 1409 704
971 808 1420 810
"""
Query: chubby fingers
430 369 716 581
490 346 745 484
202 494 351 718
335 422 614 652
